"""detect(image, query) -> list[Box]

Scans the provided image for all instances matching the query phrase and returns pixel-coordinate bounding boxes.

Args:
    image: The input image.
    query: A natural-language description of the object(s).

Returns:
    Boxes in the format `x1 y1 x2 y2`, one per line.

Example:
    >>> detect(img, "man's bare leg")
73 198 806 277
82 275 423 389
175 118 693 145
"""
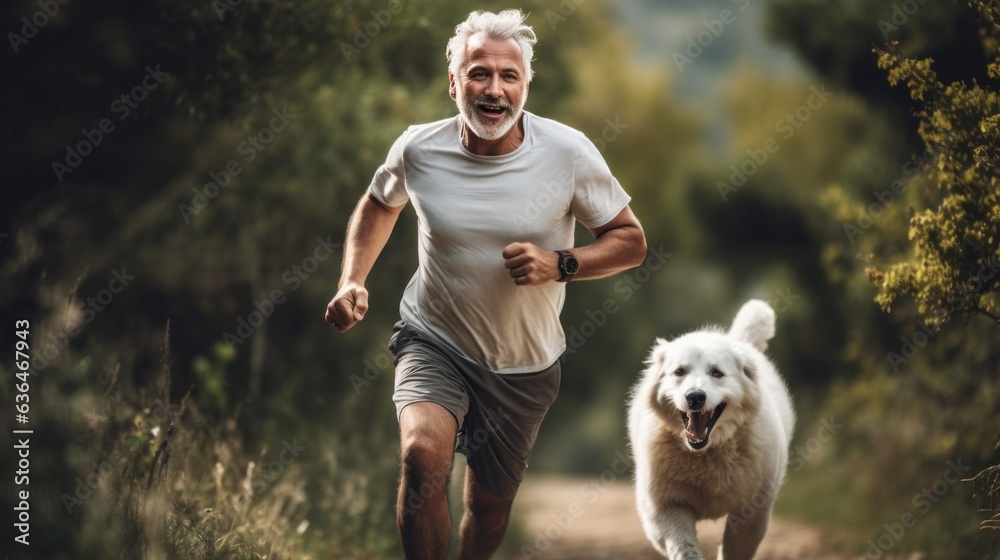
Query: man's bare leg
457 466 515 560
397 402 458 560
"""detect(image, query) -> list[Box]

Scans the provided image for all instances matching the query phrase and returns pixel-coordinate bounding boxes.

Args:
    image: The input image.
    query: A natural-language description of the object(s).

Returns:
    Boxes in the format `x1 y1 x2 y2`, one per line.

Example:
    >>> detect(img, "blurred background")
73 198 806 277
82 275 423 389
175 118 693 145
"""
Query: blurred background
2 0 999 558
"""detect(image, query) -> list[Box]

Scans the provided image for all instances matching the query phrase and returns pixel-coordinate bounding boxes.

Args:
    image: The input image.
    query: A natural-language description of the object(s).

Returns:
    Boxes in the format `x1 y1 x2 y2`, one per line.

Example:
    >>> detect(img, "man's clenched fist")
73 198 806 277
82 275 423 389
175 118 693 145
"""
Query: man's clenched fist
325 283 369 332
502 242 560 286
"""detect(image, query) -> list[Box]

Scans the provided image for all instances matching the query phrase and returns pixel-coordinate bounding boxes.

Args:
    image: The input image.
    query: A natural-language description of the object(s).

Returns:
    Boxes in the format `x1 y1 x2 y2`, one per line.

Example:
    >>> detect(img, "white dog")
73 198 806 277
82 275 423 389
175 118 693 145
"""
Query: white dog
627 299 795 560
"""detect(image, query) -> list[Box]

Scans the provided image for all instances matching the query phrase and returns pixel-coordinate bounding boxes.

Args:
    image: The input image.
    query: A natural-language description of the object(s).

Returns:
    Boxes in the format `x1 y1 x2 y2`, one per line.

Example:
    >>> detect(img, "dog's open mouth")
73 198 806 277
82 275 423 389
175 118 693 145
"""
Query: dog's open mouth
681 403 726 449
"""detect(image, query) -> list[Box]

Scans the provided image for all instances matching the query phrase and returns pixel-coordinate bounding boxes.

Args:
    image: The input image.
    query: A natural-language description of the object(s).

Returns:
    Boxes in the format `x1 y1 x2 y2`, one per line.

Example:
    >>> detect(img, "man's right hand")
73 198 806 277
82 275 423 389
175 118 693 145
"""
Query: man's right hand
325 283 369 333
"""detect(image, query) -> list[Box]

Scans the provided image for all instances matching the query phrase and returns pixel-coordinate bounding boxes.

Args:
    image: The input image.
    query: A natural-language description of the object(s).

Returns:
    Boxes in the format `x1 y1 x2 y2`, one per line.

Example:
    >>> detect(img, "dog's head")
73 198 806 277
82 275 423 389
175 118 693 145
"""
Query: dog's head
644 331 762 452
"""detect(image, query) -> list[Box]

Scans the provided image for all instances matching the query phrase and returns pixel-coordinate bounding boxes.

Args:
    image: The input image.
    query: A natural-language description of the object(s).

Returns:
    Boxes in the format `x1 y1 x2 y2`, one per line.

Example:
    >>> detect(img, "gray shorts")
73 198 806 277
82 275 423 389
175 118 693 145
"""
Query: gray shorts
388 321 561 500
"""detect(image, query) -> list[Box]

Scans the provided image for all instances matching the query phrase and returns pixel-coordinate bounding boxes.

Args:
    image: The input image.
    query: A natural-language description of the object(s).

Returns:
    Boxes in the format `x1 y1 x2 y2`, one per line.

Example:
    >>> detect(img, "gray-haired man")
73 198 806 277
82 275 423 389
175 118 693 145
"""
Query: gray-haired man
326 9 647 559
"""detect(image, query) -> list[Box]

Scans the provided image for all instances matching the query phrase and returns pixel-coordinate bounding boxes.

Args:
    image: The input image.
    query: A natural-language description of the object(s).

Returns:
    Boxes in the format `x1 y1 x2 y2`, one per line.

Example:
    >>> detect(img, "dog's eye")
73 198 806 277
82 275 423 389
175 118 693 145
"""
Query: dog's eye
711 368 724 378
673 367 686 377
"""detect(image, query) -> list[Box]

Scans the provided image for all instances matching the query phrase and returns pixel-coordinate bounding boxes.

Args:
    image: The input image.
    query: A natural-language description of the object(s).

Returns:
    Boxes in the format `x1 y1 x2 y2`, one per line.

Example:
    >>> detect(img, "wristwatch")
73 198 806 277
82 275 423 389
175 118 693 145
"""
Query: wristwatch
555 250 579 282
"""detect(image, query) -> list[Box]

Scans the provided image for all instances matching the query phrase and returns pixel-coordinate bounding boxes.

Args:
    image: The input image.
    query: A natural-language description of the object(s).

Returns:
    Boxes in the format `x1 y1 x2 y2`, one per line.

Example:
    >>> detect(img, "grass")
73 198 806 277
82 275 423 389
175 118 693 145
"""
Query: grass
41 322 401 559
68 326 305 558
774 413 1000 559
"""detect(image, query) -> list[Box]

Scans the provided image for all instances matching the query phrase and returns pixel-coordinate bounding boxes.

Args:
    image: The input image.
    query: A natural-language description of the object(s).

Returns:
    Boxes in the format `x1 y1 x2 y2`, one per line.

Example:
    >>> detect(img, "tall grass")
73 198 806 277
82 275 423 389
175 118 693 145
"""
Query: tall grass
966 464 1000 531
64 324 304 558
12 317 401 559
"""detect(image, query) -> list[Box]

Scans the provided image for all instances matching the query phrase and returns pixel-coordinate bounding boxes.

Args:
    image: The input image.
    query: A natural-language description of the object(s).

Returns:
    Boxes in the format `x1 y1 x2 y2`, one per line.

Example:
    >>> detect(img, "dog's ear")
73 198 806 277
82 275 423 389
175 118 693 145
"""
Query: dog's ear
644 338 669 369
732 345 757 381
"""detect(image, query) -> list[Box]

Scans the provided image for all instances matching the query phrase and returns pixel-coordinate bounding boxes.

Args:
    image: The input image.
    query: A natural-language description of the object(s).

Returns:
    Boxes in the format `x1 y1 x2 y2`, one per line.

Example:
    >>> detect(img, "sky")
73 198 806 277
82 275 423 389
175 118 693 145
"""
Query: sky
614 0 811 152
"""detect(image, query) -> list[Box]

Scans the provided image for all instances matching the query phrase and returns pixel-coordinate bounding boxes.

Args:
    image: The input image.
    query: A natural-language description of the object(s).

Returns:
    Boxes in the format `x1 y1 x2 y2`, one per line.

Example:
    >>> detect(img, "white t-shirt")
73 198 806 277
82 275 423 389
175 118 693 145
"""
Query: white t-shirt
369 111 631 373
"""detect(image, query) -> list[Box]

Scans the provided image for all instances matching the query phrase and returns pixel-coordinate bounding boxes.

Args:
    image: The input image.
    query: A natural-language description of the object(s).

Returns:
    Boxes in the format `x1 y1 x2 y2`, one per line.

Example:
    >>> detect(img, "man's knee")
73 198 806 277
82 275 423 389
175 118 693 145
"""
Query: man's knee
401 435 451 470
466 489 513 534
399 402 457 476
400 434 453 491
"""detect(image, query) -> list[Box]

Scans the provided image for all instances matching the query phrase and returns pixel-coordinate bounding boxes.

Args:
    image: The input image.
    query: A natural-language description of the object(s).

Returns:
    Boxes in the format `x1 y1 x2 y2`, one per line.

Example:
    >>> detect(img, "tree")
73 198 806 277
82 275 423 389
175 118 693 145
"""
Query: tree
869 0 1000 537
765 1 1000 554
766 0 990 116
867 1 1000 328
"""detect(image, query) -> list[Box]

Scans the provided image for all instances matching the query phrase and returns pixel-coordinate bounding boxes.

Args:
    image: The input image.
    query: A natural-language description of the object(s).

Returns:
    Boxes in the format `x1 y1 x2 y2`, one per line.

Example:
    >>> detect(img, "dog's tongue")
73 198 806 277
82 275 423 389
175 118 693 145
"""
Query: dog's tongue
685 409 713 442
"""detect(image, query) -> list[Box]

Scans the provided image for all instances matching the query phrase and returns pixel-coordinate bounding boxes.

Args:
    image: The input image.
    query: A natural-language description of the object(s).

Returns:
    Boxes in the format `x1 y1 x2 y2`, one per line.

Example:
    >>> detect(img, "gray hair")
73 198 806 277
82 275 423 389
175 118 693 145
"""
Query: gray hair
446 9 537 83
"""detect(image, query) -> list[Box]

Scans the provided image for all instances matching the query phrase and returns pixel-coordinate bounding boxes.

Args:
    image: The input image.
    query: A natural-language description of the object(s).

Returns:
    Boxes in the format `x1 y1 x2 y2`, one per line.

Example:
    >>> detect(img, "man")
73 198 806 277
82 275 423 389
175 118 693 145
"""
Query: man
325 9 647 559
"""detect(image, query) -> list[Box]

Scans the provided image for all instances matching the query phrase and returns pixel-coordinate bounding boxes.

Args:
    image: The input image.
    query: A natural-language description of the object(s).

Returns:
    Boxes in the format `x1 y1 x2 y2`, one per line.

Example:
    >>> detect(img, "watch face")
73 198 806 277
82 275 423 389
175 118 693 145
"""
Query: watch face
563 254 579 274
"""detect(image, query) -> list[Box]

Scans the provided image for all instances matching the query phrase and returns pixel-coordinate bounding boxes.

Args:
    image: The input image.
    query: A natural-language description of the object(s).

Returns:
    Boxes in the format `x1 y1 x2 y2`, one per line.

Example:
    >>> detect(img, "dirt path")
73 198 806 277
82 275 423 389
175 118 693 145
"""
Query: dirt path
501 476 850 560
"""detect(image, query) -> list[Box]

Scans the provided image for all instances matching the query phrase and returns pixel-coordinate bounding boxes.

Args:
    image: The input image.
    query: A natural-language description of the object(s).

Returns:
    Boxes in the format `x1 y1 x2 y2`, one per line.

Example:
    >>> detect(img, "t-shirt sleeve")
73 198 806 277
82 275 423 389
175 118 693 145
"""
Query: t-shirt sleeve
368 129 411 208
570 135 632 229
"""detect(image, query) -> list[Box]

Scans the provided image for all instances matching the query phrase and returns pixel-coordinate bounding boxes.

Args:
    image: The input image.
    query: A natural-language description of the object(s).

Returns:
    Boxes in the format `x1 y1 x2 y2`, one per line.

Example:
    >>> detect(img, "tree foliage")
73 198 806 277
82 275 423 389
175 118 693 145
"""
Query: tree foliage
765 1 1000 555
766 0 990 114
868 1 1000 539
868 1 1000 328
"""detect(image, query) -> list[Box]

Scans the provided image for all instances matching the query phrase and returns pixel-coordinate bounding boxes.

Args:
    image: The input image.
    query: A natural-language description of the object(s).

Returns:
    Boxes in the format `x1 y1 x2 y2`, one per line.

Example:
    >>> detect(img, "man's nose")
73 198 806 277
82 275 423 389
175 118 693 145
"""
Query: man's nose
484 74 502 97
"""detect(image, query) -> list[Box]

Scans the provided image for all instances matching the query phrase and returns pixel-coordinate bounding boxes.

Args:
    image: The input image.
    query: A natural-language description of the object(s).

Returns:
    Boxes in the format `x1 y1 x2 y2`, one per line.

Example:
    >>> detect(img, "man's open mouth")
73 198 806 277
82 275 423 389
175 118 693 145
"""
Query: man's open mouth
475 100 508 116
681 402 726 449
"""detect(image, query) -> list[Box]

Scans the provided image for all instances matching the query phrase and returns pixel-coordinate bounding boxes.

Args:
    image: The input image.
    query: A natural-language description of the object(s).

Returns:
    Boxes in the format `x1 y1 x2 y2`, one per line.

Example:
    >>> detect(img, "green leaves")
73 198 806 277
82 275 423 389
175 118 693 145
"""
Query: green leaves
871 0 1000 328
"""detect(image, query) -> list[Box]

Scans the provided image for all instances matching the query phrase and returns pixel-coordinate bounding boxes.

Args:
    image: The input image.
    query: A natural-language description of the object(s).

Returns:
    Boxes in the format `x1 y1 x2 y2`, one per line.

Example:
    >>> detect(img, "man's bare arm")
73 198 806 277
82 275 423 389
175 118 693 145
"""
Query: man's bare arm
502 205 647 285
325 192 406 332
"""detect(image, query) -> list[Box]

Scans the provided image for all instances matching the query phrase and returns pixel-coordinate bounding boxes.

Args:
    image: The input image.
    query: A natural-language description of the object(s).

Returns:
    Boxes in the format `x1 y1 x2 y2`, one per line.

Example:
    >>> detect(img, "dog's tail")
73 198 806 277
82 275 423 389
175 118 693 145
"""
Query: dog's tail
729 299 776 351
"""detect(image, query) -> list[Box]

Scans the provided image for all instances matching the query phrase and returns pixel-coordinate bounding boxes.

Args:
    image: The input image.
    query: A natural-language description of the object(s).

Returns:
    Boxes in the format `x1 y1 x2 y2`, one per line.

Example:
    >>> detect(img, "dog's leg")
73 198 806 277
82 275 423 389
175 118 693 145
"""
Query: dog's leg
642 504 704 560
718 508 770 560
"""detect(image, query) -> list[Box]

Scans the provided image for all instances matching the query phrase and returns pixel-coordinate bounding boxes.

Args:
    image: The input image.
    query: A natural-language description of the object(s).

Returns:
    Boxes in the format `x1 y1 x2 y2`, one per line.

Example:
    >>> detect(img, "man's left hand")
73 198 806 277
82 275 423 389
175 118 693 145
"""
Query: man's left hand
502 242 560 286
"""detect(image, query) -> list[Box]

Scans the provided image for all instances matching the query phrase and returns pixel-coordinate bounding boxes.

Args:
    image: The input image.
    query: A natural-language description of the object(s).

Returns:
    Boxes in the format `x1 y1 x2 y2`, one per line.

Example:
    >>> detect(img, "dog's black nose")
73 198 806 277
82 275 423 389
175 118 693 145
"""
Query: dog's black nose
686 390 707 410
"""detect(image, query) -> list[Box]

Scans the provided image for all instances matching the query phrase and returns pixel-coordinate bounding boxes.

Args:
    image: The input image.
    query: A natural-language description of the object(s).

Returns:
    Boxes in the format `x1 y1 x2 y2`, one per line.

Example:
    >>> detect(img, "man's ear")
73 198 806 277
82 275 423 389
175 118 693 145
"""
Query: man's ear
448 73 457 100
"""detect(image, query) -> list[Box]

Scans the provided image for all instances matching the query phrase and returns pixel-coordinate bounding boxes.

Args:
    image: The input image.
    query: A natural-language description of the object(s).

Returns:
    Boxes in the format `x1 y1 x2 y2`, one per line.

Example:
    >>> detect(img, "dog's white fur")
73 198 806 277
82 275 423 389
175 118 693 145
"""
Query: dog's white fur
627 300 795 560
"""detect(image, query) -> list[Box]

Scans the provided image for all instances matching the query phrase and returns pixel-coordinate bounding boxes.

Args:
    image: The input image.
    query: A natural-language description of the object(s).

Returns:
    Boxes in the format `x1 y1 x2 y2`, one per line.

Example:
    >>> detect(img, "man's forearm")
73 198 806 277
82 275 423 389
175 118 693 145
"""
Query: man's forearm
570 223 647 281
339 192 404 288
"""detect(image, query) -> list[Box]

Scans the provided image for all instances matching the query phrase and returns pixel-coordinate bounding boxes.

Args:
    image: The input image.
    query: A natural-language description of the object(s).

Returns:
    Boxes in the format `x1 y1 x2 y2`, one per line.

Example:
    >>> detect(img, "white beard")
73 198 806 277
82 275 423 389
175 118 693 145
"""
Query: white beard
456 90 526 142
